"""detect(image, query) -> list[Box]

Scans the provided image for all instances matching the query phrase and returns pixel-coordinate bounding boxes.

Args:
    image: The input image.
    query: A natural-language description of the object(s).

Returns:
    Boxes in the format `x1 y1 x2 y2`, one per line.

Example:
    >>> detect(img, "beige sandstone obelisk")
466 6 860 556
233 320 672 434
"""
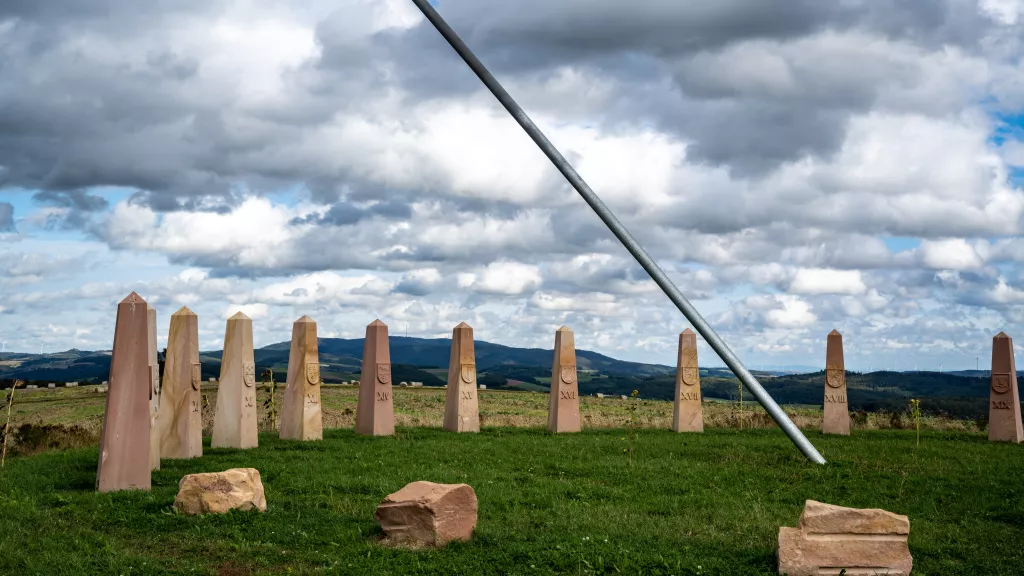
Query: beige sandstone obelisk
548 326 581 433
147 306 160 471
157 306 202 459
822 329 850 435
988 332 1023 443
96 292 151 492
673 328 704 432
443 322 480 432
356 319 395 436
212 312 258 449
280 316 322 441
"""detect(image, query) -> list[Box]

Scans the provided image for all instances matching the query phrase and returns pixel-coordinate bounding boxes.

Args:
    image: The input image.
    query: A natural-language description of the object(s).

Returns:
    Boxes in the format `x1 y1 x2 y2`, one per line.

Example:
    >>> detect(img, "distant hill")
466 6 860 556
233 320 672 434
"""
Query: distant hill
0 336 675 386
0 340 1011 420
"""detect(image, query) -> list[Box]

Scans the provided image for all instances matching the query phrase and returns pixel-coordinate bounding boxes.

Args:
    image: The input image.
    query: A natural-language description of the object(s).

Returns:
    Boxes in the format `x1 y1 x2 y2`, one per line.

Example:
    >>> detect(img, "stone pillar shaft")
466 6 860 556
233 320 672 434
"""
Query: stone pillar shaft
96 292 151 492
148 306 160 471
822 330 850 435
280 316 322 441
547 326 581 433
989 332 1023 443
673 329 703 432
356 320 395 436
157 306 202 459
212 312 259 449
444 322 480 432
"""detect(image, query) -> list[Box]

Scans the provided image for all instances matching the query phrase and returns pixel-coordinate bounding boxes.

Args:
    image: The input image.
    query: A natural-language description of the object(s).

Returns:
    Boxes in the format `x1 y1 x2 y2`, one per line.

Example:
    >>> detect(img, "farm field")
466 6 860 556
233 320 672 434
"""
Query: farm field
1 384 983 446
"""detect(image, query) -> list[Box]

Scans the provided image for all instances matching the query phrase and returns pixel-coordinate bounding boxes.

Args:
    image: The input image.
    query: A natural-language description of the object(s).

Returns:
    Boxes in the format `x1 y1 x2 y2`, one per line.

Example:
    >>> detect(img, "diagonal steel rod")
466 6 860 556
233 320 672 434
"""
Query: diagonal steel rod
410 0 825 464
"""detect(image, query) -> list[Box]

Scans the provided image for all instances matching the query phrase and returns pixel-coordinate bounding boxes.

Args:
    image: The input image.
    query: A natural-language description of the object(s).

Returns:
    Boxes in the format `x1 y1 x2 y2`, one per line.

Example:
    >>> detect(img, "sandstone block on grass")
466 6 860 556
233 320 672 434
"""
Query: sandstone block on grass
173 468 266 515
375 481 477 547
777 500 911 576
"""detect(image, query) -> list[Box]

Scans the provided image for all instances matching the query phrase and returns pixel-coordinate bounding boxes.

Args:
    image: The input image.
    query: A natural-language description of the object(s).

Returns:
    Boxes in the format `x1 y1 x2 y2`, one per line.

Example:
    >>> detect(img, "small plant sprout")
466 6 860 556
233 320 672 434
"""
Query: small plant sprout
625 389 639 465
261 368 278 431
737 379 743 429
2 379 24 467
909 398 922 447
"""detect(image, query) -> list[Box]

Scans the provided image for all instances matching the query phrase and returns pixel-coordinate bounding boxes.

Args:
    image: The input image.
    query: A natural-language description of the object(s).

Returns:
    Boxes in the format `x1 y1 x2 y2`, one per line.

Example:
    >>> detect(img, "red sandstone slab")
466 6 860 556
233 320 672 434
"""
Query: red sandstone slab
356 319 395 436
96 292 151 492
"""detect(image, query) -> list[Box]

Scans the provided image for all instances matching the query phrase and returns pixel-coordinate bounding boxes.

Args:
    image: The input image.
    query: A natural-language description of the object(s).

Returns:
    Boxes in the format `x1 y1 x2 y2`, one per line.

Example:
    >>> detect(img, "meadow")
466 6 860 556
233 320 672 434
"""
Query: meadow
0 386 1019 575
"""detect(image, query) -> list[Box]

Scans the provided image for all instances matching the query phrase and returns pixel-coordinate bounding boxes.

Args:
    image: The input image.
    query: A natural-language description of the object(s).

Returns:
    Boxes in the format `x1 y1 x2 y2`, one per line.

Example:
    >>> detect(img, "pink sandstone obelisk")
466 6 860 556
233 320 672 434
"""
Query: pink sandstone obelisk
96 292 151 492
548 326 581 433
673 328 704 432
443 322 480 432
212 312 259 449
988 332 1023 443
356 319 395 436
157 306 202 459
280 315 322 441
147 305 160 471
822 329 850 435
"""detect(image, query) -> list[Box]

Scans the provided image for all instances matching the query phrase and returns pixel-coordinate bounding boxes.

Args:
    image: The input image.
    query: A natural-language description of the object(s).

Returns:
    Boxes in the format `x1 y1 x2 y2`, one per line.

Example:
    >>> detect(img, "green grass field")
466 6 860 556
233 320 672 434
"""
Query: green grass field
1 424 1023 575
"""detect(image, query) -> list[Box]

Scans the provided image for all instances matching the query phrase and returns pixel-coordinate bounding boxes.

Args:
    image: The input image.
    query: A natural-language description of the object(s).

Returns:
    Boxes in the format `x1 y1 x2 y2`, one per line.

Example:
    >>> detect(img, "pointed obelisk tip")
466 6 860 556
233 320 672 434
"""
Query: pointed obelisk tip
369 319 387 328
995 331 1011 339
172 306 197 316
682 328 695 335
119 292 147 305
229 311 251 320
828 329 841 337
295 315 315 323
558 325 572 332
454 321 472 329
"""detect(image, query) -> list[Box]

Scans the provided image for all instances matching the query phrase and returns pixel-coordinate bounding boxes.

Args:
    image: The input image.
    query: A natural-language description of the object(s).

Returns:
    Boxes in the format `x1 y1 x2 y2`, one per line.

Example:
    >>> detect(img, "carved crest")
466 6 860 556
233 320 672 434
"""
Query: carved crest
377 363 391 385
681 367 699 386
560 365 577 385
992 373 1011 394
191 364 201 391
460 363 475 384
826 369 844 389
306 363 321 386
243 362 256 387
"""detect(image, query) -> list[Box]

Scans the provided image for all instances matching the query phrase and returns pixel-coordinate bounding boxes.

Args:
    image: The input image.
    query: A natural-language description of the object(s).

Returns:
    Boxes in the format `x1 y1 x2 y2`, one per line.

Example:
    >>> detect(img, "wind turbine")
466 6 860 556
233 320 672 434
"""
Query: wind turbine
0 341 6 358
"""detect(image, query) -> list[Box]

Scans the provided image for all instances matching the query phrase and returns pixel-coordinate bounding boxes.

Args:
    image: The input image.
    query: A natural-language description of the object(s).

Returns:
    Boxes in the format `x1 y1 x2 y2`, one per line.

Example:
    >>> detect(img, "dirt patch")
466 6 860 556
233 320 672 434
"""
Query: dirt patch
5 423 99 457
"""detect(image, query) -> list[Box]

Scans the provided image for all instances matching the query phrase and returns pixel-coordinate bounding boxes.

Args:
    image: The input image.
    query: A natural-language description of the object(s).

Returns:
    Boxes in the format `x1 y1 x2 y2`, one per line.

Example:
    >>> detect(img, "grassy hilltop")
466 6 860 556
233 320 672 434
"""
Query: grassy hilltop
1 426 1022 574
0 387 1021 574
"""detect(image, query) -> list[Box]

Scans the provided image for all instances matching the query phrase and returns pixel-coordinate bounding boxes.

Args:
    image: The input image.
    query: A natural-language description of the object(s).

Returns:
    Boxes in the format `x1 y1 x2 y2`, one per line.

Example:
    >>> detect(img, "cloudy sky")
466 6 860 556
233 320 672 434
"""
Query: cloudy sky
3 0 1024 371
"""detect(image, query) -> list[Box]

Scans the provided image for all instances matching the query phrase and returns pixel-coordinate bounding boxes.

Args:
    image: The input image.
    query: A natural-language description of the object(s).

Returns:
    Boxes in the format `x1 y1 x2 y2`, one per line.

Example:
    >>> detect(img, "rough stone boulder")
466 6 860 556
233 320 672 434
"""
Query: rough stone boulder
374 481 477 547
777 500 912 576
173 468 267 515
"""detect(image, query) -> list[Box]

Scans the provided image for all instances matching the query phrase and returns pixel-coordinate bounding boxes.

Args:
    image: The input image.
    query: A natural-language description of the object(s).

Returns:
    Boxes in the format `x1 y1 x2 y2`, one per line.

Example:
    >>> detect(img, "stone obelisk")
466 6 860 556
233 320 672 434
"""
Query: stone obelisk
444 322 480 432
147 306 160 471
96 292 151 492
673 328 704 432
822 329 850 435
356 320 395 436
212 312 258 449
548 326 581 433
989 332 1023 443
157 306 202 459
280 316 322 441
